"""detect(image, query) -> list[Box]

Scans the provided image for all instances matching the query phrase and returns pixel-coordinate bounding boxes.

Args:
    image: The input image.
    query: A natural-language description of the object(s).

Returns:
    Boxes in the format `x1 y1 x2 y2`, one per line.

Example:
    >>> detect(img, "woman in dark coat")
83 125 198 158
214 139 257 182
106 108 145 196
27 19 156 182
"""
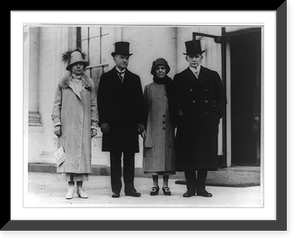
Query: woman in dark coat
143 58 176 196
173 40 226 197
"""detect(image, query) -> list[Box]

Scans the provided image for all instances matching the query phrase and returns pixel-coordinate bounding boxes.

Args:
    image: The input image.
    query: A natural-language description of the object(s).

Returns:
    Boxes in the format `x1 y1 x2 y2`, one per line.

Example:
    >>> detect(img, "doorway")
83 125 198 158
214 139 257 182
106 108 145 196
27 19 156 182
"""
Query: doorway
230 30 261 166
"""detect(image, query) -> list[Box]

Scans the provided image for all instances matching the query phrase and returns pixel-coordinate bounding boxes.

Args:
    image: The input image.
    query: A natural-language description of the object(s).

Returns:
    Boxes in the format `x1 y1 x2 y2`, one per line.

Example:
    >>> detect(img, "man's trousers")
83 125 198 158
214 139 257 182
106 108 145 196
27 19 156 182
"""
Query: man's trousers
184 169 208 193
110 151 136 194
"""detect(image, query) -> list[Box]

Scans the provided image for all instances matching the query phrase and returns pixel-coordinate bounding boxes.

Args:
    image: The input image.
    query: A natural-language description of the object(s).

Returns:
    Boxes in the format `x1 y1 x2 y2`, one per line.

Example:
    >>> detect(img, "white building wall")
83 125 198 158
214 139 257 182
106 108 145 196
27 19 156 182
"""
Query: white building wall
27 26 72 164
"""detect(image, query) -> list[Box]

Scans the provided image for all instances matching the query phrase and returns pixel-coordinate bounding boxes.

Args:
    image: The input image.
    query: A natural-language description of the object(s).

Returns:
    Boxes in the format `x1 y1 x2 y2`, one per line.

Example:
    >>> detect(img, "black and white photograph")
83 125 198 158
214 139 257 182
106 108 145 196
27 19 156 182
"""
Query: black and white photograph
6 8 286 230
7 6 290 234
24 24 263 208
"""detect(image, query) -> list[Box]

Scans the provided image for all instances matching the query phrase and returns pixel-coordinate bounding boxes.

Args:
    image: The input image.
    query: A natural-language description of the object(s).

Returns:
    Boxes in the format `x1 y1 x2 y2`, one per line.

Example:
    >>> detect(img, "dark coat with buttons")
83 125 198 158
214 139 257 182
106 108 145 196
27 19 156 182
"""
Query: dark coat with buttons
172 66 226 171
97 67 145 152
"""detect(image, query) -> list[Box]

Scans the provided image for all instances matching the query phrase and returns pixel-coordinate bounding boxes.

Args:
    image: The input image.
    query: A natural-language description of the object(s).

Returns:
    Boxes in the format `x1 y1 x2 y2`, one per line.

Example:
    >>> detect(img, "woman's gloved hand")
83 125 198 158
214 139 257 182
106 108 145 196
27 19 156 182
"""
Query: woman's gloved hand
54 125 61 137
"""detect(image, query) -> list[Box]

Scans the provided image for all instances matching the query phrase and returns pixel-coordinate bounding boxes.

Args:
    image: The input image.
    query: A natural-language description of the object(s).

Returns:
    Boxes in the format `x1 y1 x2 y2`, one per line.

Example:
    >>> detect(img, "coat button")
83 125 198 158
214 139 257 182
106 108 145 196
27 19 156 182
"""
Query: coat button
162 127 166 130
192 100 196 103
190 89 193 92
204 100 208 103
162 121 166 124
205 88 208 92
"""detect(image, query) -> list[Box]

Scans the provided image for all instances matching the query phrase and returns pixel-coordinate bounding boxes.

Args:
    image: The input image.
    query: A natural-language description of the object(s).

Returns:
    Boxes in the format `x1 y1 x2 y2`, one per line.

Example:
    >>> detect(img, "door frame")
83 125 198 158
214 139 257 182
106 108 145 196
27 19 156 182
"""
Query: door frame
193 27 262 167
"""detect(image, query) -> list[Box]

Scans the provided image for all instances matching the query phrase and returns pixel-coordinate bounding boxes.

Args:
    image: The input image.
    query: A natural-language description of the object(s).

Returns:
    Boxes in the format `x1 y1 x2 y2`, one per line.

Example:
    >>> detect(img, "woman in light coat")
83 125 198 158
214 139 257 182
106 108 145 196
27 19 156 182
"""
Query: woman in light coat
143 58 176 196
52 49 98 199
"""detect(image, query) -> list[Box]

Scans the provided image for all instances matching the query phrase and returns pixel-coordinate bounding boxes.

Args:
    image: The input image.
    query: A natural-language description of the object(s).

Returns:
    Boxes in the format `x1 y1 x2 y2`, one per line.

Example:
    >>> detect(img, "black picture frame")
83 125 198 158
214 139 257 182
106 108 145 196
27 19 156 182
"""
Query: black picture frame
5 2 287 231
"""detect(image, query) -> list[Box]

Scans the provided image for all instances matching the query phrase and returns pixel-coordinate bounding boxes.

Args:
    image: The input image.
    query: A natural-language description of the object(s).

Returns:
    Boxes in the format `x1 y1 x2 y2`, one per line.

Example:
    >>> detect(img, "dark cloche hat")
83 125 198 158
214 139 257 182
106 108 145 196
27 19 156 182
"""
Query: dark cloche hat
111 41 133 57
183 40 205 56
151 58 170 75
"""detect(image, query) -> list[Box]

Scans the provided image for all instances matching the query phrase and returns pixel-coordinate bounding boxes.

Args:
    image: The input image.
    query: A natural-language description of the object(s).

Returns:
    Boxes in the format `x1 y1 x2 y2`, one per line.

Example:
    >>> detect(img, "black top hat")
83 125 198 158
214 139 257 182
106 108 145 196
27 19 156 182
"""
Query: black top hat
183 40 205 56
111 41 133 57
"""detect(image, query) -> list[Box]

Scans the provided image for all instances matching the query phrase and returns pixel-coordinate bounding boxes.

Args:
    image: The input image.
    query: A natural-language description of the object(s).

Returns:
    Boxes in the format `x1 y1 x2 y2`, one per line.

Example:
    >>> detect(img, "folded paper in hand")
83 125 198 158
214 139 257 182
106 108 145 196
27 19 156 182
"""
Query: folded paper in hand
54 146 65 166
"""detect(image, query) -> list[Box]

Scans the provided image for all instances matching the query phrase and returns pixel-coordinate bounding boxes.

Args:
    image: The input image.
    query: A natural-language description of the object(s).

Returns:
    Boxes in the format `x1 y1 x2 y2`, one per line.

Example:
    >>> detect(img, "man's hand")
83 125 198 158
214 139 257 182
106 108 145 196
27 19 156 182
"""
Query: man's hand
54 125 61 137
137 124 145 134
178 110 184 116
100 123 110 133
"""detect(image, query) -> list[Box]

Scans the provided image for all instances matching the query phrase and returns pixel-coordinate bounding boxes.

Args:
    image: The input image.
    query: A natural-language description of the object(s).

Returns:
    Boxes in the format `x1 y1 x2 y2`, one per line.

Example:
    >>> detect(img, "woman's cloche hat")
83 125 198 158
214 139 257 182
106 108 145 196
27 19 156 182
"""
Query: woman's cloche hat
183 40 205 56
62 49 89 71
111 41 133 57
151 58 170 76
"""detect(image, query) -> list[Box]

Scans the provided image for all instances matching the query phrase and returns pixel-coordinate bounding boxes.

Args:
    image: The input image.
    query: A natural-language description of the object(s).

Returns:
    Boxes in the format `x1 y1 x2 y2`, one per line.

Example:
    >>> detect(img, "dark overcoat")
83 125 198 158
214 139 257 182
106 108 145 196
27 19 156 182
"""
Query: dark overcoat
172 66 226 171
97 67 145 152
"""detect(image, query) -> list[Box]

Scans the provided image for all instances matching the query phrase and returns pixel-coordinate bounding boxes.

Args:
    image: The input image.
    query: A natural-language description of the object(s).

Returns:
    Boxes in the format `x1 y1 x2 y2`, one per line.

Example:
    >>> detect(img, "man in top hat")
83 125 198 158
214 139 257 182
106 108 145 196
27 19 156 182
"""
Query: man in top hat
97 41 145 198
172 40 226 197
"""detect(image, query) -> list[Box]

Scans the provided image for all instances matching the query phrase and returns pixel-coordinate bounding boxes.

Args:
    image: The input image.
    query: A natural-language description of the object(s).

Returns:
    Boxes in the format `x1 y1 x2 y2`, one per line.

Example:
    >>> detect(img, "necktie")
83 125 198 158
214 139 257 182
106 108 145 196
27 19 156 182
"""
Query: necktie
117 71 125 82
194 68 199 78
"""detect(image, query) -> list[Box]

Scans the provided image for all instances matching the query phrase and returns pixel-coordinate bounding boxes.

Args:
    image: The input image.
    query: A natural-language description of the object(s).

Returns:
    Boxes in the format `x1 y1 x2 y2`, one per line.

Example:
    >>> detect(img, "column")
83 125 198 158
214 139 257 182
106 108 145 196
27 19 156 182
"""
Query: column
28 27 42 126
38 26 69 163
27 26 44 163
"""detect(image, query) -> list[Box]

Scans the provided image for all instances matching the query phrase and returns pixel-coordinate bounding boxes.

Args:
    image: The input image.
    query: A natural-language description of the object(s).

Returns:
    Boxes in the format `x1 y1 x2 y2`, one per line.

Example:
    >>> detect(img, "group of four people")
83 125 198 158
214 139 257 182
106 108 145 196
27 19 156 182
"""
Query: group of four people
51 39 226 200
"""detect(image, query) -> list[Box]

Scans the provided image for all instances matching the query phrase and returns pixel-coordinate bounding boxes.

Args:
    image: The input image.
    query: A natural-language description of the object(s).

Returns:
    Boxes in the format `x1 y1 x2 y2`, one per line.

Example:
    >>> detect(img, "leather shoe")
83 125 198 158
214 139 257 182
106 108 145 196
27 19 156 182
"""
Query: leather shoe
183 190 195 197
197 190 213 197
112 192 120 198
162 186 171 196
65 189 74 199
77 189 88 199
150 186 159 196
125 191 141 197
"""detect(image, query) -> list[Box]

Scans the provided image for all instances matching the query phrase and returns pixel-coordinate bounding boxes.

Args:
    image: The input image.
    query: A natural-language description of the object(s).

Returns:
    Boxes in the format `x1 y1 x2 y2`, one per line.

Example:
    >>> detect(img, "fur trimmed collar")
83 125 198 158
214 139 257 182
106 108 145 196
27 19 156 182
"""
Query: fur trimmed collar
59 72 94 90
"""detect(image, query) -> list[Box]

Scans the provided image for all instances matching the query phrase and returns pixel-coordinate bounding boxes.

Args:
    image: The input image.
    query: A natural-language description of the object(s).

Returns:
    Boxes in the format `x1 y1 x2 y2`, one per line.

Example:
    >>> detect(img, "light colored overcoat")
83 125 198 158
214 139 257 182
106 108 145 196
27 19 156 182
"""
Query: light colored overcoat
143 82 175 174
52 72 98 174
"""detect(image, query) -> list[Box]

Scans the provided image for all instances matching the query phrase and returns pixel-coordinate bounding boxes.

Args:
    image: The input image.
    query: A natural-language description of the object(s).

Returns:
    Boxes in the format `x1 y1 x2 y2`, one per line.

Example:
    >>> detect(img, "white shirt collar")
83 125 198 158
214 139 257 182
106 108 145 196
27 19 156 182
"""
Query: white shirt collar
116 67 126 74
189 65 201 73
189 65 201 78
